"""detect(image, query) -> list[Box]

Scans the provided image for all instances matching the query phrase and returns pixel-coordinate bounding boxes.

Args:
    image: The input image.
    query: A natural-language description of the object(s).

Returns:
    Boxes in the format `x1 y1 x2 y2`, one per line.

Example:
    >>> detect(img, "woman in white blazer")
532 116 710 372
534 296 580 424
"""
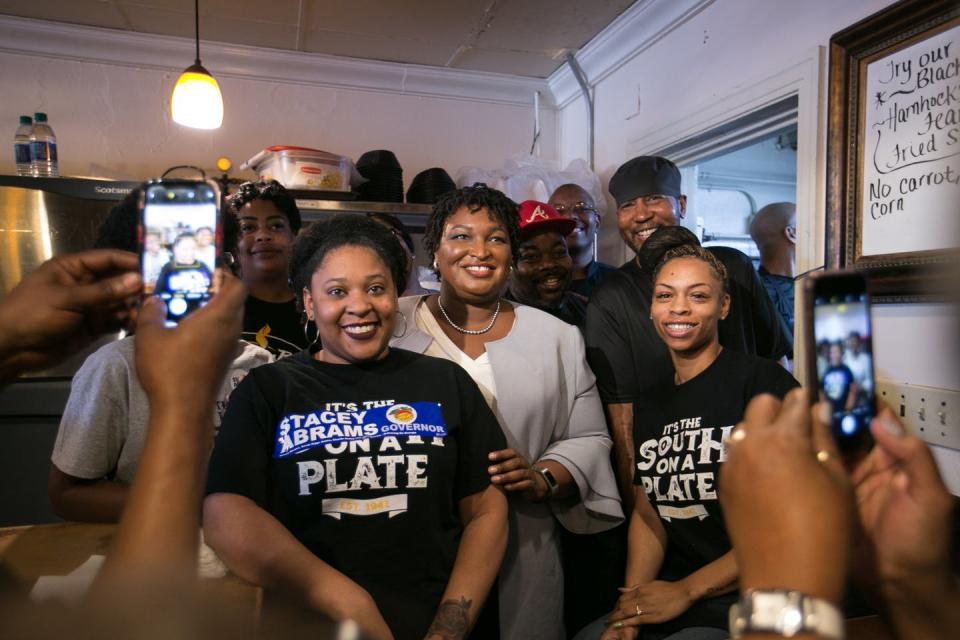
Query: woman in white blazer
391 185 623 639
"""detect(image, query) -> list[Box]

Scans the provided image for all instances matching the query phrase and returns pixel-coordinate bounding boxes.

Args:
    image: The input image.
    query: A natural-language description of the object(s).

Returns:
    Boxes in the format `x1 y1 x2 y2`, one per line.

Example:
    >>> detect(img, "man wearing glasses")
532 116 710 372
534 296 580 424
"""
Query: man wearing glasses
548 183 616 299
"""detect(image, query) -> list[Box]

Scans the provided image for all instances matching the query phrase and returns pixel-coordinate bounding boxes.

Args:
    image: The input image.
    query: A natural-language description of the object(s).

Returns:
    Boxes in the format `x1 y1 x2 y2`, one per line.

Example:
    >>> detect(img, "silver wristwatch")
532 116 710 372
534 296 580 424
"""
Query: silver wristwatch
532 465 559 497
729 589 844 639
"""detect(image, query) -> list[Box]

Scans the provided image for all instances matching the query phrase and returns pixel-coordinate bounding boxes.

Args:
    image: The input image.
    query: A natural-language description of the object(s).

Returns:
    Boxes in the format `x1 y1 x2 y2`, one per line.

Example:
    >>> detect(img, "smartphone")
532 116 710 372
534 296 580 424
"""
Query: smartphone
138 179 220 326
804 270 876 457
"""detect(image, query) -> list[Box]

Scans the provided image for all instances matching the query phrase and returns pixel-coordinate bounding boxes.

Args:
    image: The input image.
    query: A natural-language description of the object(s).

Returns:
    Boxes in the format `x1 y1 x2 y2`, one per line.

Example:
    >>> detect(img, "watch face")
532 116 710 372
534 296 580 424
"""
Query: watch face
535 467 559 493
732 591 843 640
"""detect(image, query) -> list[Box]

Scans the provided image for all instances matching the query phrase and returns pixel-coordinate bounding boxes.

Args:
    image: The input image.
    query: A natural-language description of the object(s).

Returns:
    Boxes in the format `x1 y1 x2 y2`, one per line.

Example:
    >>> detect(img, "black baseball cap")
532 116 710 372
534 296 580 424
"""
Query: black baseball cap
608 156 682 206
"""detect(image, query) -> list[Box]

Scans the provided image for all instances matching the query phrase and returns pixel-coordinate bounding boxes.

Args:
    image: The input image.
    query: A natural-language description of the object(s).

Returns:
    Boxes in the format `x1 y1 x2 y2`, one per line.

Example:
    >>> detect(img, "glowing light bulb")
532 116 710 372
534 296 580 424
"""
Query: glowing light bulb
171 64 223 130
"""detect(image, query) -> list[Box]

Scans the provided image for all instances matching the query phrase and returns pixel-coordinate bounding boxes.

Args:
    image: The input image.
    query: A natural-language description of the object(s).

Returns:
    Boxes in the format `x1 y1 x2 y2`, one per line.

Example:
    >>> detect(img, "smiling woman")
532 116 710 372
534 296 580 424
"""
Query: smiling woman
583 238 798 640
203 215 509 640
393 185 623 639
227 180 308 358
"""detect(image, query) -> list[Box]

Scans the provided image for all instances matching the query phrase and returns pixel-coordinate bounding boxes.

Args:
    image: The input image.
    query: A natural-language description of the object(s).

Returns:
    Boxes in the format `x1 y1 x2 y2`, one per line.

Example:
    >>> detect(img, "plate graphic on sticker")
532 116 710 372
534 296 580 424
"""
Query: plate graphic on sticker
387 404 417 425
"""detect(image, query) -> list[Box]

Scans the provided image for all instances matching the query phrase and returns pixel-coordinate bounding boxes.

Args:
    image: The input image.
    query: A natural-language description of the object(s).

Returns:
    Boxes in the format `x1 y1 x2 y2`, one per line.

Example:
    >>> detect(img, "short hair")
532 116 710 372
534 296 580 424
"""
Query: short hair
172 232 197 248
637 225 700 273
367 212 415 255
652 244 729 295
93 189 141 252
288 215 407 312
422 184 520 273
749 202 796 250
228 180 302 234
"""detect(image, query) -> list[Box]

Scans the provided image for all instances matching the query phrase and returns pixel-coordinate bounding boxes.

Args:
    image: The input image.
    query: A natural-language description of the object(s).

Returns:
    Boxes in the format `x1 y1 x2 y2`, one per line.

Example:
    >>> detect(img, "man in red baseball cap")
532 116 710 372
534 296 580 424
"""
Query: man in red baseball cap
507 200 588 331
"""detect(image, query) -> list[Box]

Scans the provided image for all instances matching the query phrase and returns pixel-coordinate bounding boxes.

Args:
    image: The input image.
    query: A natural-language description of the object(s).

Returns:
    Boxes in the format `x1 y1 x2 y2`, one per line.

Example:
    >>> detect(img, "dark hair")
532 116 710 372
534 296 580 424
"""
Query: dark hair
367 212 415 255
172 232 197 247
288 215 407 311
228 180 302 234
94 189 141 252
422 184 520 272
637 225 700 273
652 244 730 295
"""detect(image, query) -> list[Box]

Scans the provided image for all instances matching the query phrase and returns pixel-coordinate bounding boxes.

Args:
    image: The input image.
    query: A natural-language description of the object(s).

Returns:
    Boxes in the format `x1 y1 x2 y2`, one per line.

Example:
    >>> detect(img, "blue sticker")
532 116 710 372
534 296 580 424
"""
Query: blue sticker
274 402 447 459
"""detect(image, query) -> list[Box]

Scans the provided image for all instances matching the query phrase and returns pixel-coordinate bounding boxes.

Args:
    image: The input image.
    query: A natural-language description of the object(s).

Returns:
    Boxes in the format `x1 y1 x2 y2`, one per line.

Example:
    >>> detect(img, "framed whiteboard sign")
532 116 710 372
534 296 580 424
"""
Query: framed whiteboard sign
827 0 959 301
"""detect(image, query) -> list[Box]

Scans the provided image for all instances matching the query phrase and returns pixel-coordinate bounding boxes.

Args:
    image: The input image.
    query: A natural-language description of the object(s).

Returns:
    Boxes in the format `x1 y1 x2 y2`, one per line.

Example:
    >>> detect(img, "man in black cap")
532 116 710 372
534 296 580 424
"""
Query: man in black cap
585 156 791 507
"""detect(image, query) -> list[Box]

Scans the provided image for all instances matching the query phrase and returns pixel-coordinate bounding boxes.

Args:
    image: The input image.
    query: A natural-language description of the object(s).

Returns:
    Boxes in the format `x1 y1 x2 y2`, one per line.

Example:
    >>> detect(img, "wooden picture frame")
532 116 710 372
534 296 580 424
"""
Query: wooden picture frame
826 0 960 302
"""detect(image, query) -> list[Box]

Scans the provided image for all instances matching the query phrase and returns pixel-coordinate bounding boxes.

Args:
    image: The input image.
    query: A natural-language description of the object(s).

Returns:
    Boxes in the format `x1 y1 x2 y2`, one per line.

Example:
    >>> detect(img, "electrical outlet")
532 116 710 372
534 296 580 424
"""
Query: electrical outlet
876 379 960 450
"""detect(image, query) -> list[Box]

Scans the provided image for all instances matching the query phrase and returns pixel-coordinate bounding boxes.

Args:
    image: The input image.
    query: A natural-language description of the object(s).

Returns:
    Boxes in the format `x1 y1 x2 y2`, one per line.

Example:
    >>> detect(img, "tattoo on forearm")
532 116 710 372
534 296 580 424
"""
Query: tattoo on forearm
426 596 472 640
702 577 738 597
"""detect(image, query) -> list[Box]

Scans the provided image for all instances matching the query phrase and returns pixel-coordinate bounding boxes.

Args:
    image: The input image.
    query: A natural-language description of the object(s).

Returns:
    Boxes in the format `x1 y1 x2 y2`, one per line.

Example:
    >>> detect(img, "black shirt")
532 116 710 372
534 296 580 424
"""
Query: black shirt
585 248 791 404
569 259 617 299
242 296 308 359
504 291 588 332
822 364 855 412
633 348 798 630
206 349 506 640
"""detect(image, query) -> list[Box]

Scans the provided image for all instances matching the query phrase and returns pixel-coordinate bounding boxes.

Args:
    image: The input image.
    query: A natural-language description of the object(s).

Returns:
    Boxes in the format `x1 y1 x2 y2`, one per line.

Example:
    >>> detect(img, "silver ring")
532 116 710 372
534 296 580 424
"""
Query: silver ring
728 428 746 443
636 604 643 616
816 450 832 463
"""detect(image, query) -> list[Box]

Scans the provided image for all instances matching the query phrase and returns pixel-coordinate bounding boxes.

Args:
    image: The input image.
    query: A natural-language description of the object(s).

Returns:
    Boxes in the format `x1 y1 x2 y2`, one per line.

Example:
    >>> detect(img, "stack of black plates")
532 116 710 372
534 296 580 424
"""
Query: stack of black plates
406 167 456 204
356 150 403 202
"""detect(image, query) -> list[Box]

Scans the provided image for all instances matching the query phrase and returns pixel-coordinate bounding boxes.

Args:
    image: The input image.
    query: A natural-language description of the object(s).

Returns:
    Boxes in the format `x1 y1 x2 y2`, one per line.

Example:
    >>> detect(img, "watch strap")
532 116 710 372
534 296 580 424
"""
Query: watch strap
729 589 844 639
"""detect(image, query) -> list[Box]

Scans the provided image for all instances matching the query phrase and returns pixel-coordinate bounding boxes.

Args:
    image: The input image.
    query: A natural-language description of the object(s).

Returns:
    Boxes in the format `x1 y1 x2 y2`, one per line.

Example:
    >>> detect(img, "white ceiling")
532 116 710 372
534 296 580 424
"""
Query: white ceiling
0 0 635 77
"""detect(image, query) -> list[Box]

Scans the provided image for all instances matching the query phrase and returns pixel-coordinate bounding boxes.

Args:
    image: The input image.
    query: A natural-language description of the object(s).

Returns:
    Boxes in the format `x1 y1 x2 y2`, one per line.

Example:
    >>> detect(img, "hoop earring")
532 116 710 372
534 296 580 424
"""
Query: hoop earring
393 311 408 338
303 318 321 348
432 258 438 271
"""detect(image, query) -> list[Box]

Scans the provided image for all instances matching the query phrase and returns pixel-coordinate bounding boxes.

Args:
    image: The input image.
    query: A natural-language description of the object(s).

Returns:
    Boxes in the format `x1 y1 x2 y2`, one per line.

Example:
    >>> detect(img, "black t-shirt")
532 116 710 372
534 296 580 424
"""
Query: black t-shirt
242 295 308 358
504 291 588 332
569 259 617 299
154 260 212 295
206 349 507 640
585 248 791 404
632 348 798 630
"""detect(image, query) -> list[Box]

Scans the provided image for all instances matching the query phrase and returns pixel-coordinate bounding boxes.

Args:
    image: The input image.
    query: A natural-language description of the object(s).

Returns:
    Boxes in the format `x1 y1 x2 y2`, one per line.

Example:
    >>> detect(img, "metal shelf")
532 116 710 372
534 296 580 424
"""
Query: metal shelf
294 199 433 231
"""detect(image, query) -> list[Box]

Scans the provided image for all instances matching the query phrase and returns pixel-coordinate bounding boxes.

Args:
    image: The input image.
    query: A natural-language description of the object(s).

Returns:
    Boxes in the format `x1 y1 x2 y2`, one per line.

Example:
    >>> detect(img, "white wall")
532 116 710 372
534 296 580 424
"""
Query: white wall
0 50 556 184
556 0 960 488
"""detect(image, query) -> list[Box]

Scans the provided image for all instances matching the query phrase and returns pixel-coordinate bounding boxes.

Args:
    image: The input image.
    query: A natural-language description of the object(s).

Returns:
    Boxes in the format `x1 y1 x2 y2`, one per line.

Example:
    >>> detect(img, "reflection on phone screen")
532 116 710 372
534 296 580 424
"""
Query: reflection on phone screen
142 185 217 326
813 293 875 452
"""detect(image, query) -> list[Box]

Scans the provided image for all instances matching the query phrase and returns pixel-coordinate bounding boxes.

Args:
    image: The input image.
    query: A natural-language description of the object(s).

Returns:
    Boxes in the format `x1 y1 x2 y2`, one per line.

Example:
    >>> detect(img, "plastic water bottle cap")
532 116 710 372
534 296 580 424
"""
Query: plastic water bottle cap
19 115 32 125
34 112 48 122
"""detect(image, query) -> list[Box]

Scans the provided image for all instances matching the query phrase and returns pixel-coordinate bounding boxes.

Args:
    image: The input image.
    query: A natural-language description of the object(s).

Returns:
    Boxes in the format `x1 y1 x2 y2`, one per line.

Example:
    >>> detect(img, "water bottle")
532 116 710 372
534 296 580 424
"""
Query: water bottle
14 115 32 176
30 112 58 177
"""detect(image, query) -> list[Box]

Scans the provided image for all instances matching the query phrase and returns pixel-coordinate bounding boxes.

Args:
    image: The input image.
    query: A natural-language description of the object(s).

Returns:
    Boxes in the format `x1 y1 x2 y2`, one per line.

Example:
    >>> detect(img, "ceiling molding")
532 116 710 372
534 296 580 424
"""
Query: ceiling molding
547 0 716 108
0 15 553 108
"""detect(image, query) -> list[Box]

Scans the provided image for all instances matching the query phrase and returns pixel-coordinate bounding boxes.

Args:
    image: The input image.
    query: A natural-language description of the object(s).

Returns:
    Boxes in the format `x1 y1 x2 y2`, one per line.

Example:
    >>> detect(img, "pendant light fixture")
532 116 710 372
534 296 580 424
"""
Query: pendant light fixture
171 0 223 129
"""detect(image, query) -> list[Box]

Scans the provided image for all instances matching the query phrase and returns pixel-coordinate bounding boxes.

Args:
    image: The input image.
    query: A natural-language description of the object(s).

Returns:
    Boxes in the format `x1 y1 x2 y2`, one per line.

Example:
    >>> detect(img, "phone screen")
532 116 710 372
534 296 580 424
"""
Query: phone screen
140 181 219 326
812 280 875 455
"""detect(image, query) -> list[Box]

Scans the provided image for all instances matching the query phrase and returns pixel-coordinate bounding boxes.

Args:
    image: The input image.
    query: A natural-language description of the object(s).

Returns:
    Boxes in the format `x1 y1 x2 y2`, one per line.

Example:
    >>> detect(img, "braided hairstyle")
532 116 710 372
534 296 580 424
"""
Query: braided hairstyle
652 243 729 294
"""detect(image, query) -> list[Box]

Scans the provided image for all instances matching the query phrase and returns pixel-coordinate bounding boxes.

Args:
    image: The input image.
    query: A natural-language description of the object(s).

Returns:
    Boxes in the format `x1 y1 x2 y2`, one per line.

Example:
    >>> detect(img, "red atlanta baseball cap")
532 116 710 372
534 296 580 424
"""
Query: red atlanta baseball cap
517 200 576 238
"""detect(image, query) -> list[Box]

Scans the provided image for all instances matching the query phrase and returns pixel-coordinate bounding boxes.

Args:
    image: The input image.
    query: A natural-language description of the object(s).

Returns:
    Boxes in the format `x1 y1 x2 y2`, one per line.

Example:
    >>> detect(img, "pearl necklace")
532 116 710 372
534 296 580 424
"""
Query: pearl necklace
437 296 501 335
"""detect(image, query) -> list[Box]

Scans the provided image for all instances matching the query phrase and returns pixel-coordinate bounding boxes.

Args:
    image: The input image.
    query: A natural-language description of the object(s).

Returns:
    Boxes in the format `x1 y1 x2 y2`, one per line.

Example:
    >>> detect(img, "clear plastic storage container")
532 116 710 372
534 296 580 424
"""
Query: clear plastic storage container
240 146 350 191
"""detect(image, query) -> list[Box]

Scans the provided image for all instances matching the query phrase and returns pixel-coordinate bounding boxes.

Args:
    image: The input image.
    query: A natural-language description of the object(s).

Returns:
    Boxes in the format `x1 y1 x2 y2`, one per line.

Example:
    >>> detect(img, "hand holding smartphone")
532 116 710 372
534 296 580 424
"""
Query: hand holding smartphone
138 179 221 326
804 270 876 458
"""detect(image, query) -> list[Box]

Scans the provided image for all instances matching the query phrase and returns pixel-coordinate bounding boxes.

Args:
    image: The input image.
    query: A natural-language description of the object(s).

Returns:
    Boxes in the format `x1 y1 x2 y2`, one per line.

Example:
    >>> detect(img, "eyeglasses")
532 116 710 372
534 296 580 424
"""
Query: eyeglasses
552 202 597 217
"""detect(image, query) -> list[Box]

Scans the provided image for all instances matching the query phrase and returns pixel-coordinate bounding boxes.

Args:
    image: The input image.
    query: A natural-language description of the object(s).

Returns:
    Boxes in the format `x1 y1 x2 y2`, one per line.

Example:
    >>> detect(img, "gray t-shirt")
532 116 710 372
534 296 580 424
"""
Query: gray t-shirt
51 336 273 484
